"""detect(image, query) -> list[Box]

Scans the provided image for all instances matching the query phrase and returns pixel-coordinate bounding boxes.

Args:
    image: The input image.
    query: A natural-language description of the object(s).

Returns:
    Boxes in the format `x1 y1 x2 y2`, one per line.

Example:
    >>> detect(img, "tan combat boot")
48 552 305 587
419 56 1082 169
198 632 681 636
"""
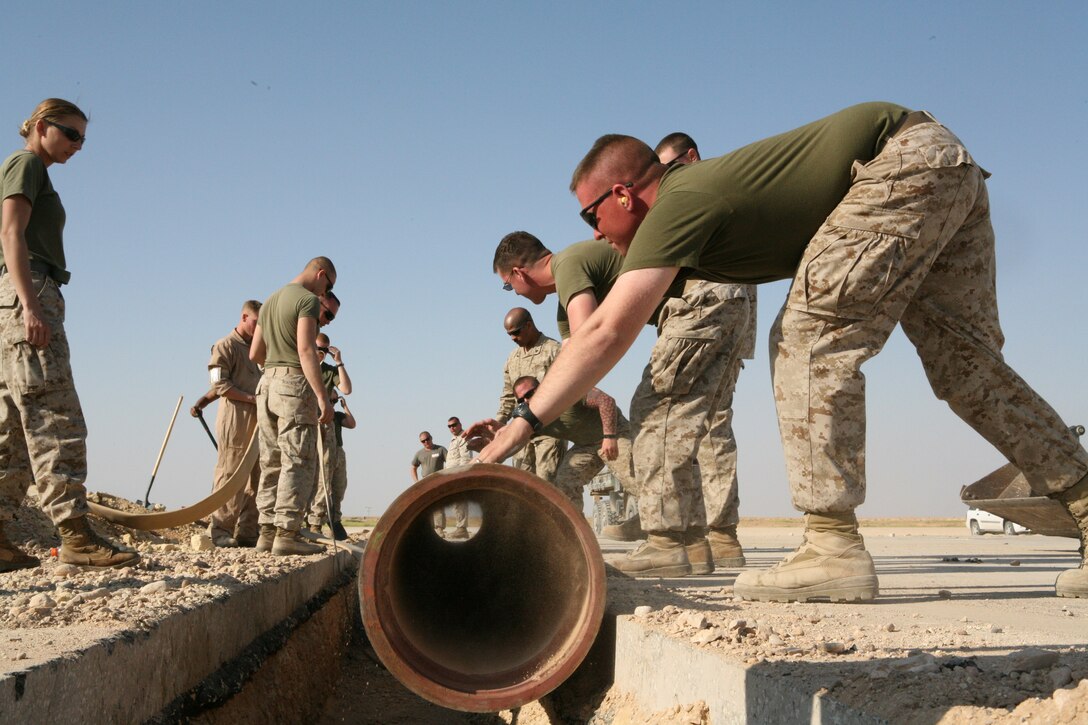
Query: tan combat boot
683 529 715 575
707 525 746 568
255 523 277 552
601 513 646 542
0 521 39 572
56 516 140 568
733 512 877 603
1053 473 1088 598
271 527 325 556
209 527 239 548
607 532 691 578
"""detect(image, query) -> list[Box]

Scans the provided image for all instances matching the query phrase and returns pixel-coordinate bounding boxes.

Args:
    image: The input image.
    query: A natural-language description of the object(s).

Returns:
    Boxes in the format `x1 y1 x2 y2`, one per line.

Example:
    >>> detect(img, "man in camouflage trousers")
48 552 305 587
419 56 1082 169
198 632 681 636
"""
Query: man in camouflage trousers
606 134 757 573
250 257 336 556
495 308 566 481
737 113 1088 602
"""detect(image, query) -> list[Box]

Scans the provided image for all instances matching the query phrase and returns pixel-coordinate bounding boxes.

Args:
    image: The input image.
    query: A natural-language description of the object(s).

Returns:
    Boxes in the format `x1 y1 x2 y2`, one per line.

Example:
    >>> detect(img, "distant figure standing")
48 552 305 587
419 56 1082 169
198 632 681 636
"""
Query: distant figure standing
410 431 448 536
0 98 138 570
191 299 263 548
306 332 353 537
442 416 472 539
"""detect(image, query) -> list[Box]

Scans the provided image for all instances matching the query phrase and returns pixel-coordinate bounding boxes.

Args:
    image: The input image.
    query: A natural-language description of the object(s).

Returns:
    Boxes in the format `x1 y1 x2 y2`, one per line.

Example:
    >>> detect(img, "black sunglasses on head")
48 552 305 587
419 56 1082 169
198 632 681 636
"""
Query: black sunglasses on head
46 120 85 144
579 182 633 232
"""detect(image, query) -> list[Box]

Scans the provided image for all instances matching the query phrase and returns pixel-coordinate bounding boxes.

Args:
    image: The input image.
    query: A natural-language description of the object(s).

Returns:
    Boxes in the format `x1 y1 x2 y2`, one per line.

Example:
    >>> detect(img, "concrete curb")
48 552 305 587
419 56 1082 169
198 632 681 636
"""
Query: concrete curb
614 618 880 724
0 549 355 725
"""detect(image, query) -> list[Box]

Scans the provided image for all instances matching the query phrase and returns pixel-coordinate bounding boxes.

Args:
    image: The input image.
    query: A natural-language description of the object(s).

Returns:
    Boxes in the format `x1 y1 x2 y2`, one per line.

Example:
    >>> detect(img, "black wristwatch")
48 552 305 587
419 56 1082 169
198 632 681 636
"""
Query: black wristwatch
510 401 543 433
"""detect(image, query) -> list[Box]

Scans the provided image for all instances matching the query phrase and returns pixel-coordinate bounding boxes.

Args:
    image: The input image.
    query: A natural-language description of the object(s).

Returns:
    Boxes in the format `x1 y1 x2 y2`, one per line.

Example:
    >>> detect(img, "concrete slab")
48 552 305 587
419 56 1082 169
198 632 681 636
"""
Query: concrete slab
602 525 1088 723
0 549 356 725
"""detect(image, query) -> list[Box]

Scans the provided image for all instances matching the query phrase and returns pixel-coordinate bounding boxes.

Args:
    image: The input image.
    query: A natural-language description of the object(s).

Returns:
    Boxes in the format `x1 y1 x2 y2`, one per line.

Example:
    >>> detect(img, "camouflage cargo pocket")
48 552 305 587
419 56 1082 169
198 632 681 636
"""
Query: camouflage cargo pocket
650 293 724 395
791 202 923 321
268 375 319 426
648 333 720 395
0 287 73 395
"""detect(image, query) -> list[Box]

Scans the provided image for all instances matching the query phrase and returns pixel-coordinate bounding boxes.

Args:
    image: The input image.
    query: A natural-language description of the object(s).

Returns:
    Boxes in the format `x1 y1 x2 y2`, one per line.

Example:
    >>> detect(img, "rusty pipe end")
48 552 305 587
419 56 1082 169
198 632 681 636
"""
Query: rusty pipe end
360 463 606 713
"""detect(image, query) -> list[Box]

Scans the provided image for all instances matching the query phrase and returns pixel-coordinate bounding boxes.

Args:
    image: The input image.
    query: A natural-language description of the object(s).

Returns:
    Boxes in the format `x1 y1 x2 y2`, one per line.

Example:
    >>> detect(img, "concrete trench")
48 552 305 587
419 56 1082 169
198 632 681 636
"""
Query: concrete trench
4 531 1088 724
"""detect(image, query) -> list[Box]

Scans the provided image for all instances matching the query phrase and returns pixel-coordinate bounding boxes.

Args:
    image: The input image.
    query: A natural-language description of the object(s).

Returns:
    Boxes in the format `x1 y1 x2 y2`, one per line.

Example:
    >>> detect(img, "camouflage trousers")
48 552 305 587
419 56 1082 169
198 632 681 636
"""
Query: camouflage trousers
630 282 753 532
554 420 638 510
208 400 259 540
0 271 89 524
308 426 348 526
773 116 1088 513
255 368 319 531
432 499 468 531
512 434 566 483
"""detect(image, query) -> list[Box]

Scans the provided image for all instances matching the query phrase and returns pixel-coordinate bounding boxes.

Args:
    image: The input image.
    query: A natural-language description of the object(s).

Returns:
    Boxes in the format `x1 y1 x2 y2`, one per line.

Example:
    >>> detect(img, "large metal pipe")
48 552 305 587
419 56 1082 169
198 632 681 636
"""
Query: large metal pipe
361 463 606 713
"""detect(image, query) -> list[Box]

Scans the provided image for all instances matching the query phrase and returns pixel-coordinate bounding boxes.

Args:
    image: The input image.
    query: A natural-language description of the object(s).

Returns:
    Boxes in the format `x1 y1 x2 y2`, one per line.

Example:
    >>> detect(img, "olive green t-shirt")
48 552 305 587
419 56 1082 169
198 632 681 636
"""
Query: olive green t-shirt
553 240 624 339
259 283 320 368
621 102 909 284
0 151 69 280
552 239 671 338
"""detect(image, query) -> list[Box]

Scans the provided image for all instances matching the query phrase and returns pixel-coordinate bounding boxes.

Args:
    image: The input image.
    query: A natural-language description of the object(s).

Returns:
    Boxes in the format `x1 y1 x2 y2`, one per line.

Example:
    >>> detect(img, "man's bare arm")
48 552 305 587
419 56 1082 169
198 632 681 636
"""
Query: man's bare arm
477 266 679 462
564 289 599 338
249 324 267 365
297 316 332 424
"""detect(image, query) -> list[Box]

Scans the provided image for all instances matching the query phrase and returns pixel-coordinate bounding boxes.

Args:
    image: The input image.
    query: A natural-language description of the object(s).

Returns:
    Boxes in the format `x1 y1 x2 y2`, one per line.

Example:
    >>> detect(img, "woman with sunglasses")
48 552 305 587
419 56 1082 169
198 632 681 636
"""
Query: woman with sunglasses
0 98 139 570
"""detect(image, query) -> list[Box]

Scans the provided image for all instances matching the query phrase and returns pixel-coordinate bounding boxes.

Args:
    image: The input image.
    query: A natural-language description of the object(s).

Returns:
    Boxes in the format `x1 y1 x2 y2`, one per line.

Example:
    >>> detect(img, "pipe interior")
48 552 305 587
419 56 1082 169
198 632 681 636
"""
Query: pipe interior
387 487 590 689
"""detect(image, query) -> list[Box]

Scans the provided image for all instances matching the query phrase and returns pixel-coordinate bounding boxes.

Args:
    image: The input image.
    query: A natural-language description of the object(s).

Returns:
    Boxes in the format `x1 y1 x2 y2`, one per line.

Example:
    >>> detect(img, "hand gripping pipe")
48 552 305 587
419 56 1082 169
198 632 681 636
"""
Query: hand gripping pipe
361 463 606 713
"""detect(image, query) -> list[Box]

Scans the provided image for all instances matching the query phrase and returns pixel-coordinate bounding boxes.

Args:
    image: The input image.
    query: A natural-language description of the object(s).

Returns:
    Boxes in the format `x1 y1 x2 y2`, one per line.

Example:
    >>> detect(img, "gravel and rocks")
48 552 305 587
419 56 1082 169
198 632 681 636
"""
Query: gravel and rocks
1 492 362 673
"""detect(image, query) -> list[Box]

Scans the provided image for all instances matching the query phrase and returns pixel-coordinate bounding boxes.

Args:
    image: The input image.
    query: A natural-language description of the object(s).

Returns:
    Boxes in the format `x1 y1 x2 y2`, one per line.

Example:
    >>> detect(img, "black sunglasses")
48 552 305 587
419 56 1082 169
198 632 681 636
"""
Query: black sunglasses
317 346 329 354
515 387 537 404
579 182 633 232
506 326 523 336
46 120 86 144
447 421 460 428
321 306 335 323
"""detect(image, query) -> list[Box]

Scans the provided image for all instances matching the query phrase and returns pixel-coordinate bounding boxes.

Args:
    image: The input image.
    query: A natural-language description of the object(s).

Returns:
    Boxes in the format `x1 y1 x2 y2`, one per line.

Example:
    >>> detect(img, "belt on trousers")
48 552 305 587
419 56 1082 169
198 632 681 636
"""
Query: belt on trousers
683 278 703 294
888 110 937 139
265 366 304 377
0 259 66 285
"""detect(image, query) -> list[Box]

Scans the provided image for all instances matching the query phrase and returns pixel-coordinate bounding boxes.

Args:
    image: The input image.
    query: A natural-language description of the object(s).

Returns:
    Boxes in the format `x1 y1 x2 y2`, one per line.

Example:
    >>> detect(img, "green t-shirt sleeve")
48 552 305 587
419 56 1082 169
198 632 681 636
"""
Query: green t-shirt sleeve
297 294 320 320
1 152 45 203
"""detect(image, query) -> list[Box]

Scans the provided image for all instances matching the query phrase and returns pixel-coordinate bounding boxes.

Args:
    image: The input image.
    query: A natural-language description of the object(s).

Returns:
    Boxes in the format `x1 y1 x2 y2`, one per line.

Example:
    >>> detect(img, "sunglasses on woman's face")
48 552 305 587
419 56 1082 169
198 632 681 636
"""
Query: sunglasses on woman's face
46 120 85 144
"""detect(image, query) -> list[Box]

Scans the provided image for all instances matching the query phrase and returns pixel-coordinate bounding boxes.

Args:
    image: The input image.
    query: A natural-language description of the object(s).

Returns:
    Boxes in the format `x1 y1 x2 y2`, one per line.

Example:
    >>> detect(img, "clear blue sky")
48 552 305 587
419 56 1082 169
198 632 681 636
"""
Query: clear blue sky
6 2 1086 519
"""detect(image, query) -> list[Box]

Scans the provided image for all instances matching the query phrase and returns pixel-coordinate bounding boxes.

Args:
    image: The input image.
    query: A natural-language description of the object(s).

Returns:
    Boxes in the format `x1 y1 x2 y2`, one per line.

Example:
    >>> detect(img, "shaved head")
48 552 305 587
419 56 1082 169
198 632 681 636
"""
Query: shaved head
504 307 532 330
570 134 661 194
